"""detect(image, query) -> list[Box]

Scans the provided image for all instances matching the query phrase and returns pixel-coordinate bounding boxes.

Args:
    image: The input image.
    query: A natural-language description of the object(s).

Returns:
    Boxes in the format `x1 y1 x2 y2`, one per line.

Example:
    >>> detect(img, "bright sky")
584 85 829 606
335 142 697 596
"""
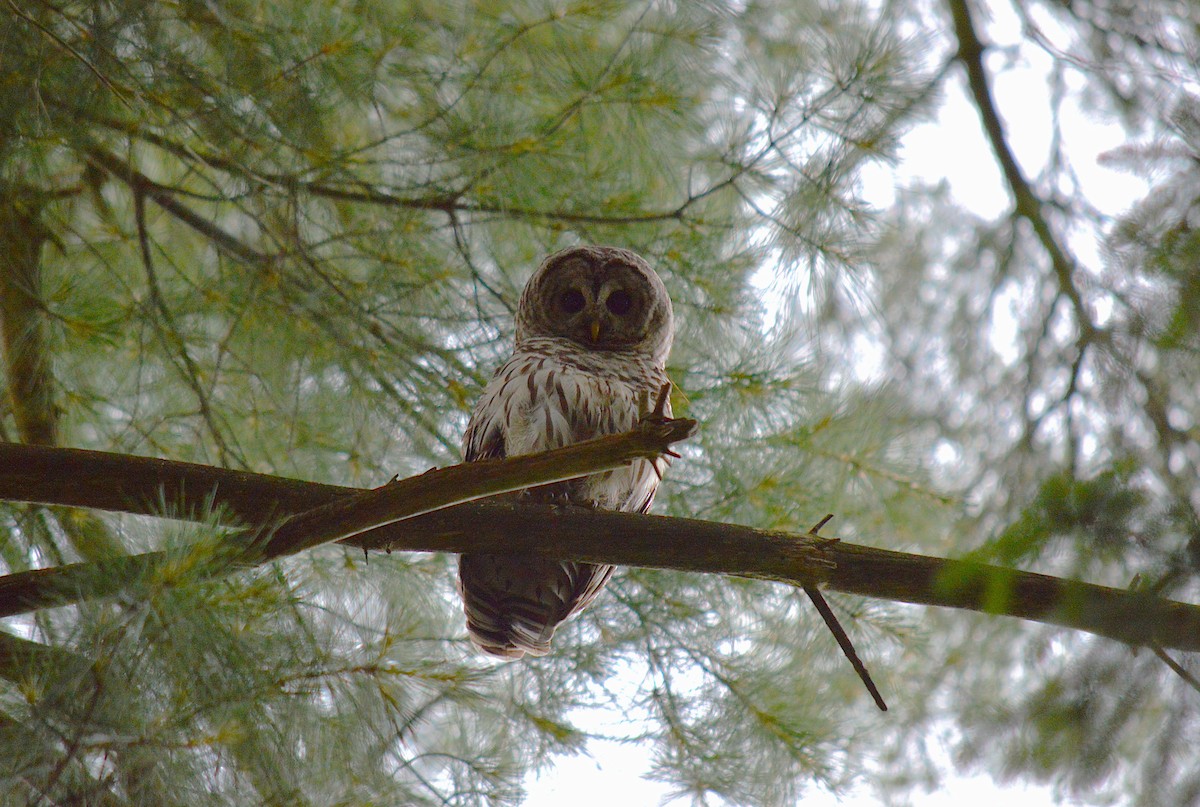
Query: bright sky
526 3 1151 803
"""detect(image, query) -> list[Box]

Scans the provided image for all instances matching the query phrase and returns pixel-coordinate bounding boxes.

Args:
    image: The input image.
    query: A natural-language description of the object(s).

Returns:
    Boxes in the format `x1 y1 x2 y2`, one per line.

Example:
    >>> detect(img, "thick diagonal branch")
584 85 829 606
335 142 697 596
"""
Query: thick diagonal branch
947 0 1093 338
0 417 701 615
0 442 1198 652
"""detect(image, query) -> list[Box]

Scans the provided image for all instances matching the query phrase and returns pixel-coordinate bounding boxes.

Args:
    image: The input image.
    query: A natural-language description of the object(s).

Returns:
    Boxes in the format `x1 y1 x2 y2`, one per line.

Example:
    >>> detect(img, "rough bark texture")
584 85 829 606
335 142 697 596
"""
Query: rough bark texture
0 442 1197 651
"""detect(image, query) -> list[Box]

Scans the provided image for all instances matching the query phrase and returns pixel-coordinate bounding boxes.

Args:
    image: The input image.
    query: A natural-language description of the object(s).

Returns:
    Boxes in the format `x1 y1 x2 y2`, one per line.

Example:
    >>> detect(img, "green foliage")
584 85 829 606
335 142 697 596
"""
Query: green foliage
1 0 1198 804
862 5 1200 803
980 462 1146 567
0 0 943 803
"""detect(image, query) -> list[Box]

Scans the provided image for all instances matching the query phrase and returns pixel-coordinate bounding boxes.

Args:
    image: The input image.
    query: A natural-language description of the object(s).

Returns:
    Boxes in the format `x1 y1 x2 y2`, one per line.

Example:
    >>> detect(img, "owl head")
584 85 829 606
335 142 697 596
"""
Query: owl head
515 246 674 364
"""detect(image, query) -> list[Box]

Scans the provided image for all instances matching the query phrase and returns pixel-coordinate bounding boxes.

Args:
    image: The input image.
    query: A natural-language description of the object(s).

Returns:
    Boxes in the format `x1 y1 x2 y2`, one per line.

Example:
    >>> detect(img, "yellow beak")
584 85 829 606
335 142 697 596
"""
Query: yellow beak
590 318 602 341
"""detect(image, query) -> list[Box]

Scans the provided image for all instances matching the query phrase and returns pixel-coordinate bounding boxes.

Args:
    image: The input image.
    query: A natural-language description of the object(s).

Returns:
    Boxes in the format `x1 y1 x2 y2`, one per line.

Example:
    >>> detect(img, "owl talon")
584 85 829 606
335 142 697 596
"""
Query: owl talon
651 382 672 419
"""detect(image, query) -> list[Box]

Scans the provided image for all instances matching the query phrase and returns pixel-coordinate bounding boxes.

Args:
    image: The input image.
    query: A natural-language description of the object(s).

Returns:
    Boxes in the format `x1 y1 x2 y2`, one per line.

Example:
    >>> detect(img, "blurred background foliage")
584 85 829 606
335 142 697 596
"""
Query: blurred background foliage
0 0 1197 803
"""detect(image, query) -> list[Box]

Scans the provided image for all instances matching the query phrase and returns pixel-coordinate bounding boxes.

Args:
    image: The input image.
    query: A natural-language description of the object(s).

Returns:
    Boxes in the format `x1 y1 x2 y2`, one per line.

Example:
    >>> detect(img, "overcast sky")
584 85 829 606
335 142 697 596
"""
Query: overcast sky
525 3 1151 803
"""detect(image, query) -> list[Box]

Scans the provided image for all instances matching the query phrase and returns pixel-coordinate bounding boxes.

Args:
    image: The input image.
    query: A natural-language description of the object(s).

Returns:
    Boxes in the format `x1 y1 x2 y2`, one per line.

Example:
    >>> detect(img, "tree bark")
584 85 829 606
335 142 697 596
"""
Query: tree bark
0 441 1198 652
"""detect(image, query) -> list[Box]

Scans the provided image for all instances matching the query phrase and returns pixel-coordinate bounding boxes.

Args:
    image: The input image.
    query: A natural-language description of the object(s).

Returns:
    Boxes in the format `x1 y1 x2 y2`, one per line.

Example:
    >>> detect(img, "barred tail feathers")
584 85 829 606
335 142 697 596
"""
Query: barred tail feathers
458 554 614 659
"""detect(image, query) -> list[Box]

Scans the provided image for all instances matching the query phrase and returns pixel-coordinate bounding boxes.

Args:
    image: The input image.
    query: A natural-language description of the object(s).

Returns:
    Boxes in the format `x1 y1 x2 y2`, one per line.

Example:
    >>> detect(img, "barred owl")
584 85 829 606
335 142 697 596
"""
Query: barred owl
458 245 674 658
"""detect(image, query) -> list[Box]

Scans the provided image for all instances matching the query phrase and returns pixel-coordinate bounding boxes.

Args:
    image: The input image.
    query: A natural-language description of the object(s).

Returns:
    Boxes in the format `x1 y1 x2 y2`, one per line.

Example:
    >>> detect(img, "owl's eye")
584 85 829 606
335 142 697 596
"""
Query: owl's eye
558 289 586 313
605 290 633 316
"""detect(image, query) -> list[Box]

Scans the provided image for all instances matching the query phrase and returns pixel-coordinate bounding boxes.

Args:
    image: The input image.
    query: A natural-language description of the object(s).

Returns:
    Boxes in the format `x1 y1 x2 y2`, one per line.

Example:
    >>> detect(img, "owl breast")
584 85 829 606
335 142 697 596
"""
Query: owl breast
463 336 669 510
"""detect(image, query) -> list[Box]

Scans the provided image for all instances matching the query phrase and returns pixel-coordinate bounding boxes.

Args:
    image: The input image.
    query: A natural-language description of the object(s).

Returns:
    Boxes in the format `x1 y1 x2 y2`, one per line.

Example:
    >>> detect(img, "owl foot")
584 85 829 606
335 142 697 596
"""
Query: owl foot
517 483 591 508
637 382 695 460
650 382 671 419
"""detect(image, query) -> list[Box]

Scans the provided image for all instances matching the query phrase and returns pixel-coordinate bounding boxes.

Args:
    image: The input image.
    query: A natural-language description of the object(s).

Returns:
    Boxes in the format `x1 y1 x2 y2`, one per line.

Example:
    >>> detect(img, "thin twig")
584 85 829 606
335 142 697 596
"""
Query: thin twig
1151 643 1200 695
133 187 246 468
801 516 887 711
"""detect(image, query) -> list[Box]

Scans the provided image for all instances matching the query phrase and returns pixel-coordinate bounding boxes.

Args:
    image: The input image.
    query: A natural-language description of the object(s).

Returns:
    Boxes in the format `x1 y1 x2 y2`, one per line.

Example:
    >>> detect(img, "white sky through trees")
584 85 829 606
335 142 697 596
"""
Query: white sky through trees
1 0 1197 803
530 2 1169 803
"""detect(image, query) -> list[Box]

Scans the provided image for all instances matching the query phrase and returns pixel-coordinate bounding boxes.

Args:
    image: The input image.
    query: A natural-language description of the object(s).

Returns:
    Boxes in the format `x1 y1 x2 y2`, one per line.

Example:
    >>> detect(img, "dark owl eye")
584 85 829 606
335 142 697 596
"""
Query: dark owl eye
605 290 633 315
558 289 586 313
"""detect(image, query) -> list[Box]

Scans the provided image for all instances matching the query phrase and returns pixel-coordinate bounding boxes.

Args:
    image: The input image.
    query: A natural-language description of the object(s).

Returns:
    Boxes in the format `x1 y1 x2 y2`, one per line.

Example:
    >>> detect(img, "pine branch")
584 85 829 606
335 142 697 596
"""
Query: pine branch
0 632 162 807
947 0 1095 339
1 442 1199 652
60 108 715 226
3 0 133 112
0 414 703 615
0 195 57 447
945 0 1200 689
83 148 269 266
0 193 126 561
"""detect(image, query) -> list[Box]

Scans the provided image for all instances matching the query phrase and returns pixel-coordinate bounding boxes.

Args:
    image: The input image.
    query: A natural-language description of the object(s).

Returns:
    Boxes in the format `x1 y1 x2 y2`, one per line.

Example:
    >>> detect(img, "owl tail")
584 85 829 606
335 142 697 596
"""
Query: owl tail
458 554 613 659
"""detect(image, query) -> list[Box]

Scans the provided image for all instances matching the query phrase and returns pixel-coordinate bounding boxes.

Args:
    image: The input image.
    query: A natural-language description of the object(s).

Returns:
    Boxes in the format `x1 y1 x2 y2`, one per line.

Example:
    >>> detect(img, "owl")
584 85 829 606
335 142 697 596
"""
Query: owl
458 245 675 658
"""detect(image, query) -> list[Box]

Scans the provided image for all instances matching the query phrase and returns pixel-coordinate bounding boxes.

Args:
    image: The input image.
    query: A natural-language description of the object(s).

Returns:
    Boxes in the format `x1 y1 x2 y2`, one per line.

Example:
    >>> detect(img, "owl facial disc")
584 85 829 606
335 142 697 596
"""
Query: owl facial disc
515 245 673 363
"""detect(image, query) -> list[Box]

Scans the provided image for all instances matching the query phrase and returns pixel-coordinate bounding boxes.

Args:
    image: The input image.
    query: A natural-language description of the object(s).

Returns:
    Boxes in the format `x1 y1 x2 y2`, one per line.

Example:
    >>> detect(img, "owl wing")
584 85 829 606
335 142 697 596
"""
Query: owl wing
461 368 511 464
458 349 668 658
461 352 582 463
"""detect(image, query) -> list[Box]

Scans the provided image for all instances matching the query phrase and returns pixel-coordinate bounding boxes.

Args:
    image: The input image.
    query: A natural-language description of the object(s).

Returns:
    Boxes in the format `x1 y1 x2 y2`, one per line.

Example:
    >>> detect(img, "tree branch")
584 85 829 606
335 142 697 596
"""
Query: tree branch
0 442 1198 652
0 194 57 447
254 408 699 560
65 110 707 226
0 192 126 561
0 631 162 807
0 416 706 615
946 0 1200 693
947 0 1095 340
83 148 269 266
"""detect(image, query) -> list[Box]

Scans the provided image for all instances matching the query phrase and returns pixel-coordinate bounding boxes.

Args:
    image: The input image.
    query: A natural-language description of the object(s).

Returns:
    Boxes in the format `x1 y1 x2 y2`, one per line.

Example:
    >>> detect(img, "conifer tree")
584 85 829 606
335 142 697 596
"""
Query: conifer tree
0 0 1196 804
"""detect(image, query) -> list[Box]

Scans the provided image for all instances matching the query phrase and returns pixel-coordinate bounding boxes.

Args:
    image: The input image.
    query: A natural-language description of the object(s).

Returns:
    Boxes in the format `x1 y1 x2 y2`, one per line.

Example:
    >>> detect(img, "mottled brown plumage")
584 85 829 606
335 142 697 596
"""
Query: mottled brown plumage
458 246 675 658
